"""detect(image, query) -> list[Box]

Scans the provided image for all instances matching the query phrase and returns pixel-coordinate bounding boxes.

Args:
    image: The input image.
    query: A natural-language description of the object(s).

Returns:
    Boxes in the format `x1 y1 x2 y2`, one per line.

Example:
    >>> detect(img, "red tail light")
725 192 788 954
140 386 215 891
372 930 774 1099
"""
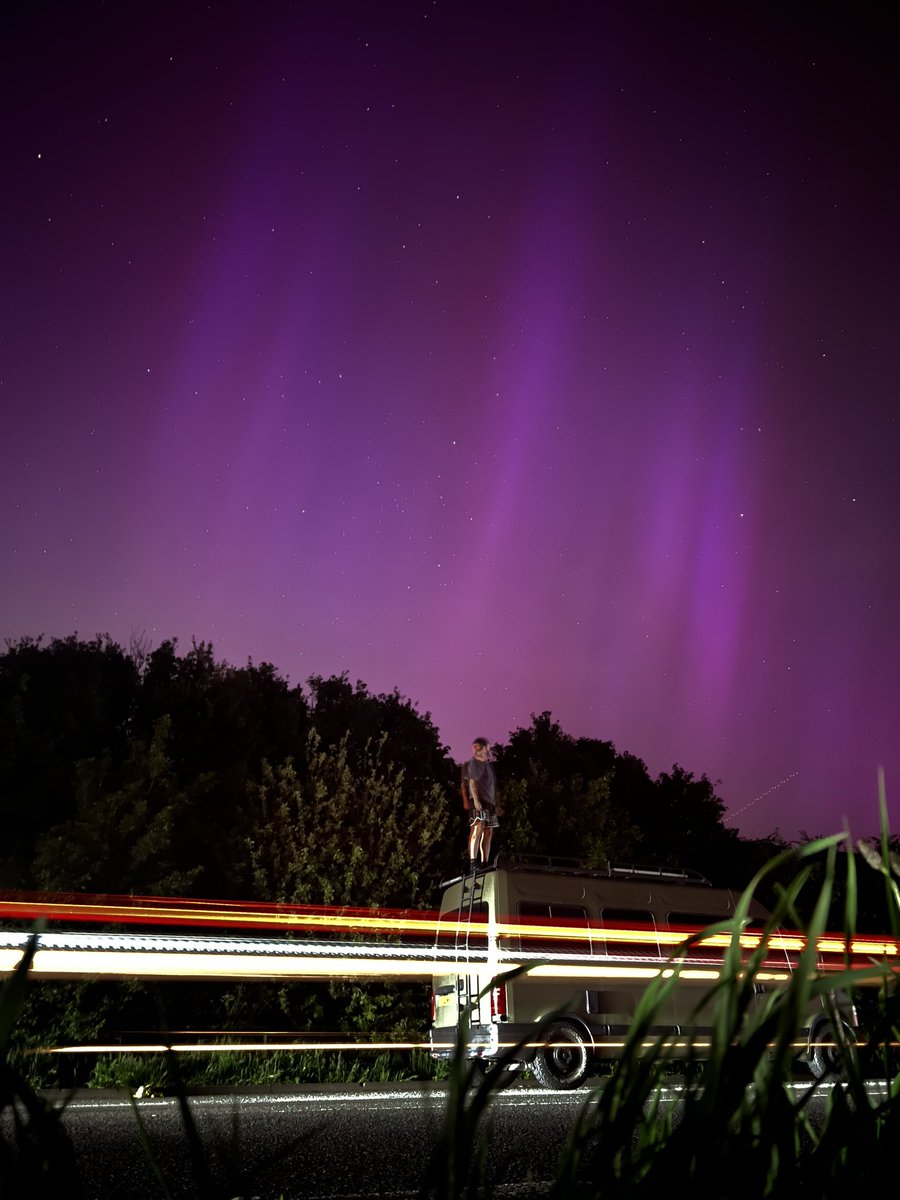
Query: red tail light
491 983 507 1019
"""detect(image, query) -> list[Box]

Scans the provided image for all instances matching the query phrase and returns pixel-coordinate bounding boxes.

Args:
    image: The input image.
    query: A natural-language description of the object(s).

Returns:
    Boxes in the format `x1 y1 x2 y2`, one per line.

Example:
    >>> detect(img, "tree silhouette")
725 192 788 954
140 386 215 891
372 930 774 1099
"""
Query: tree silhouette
0 634 138 886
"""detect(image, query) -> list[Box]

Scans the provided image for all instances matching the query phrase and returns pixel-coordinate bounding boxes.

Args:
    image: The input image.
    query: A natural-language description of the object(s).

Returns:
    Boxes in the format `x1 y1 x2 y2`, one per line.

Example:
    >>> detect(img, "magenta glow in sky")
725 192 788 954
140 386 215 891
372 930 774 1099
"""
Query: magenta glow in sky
2 3 898 842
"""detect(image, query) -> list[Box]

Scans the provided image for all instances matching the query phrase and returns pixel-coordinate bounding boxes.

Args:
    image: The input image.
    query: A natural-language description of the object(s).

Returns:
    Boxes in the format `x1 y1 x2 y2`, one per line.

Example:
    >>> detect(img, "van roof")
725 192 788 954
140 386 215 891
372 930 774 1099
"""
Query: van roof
441 853 712 888
500 852 713 885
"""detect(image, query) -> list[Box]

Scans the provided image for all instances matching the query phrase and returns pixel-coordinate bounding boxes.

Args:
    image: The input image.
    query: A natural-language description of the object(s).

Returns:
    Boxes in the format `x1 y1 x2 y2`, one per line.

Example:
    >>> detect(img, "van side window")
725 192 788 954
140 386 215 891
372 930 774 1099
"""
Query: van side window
600 908 658 957
667 913 772 964
666 912 726 961
517 902 589 954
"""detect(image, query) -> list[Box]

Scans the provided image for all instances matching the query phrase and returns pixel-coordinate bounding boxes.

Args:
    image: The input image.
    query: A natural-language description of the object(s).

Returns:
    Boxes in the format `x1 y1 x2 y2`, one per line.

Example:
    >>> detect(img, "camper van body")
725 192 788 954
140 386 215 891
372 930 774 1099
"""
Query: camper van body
428 855 855 1089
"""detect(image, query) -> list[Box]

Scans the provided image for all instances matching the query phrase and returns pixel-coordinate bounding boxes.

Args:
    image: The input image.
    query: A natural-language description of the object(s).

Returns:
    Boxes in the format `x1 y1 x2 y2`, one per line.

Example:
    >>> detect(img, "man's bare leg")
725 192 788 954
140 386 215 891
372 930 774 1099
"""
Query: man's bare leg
480 827 492 862
467 822 481 866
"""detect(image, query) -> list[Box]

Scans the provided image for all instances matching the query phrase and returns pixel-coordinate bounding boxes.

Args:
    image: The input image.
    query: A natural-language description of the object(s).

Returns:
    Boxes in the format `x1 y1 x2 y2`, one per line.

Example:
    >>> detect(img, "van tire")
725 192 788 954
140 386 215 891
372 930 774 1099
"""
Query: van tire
807 1017 855 1079
531 1021 590 1090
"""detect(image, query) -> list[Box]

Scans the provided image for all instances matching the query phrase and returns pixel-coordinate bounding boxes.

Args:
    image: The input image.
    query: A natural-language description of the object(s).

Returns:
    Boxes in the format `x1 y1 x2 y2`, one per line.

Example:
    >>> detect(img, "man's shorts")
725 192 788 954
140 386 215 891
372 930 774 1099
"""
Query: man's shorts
469 808 499 829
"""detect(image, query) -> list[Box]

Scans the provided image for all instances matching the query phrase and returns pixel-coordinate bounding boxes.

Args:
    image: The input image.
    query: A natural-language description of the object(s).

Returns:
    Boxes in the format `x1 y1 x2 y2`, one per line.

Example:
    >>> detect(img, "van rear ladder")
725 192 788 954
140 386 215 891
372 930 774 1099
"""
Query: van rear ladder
455 863 487 1024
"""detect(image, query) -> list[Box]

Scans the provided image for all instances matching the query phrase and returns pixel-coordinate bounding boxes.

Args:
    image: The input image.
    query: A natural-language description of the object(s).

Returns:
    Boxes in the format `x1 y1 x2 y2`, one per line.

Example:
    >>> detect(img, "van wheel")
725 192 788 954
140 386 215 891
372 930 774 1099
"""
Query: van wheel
532 1021 590 1090
807 1018 855 1079
468 1058 496 1085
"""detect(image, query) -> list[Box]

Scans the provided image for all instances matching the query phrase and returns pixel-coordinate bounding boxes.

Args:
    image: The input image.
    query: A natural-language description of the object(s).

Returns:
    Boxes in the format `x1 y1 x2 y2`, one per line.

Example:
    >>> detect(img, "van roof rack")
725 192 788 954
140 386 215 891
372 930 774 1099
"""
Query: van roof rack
606 863 711 886
494 852 710 887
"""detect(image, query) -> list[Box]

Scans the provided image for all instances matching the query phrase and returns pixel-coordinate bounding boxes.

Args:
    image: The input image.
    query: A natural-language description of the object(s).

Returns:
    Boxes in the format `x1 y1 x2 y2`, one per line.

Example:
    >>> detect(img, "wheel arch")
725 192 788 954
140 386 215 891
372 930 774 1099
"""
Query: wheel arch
533 1010 596 1046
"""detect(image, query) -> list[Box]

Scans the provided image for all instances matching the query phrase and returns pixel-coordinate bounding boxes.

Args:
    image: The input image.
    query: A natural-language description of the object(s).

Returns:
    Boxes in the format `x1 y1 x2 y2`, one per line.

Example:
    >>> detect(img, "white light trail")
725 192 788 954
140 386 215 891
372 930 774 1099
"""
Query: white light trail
0 928 870 987
1 922 896 985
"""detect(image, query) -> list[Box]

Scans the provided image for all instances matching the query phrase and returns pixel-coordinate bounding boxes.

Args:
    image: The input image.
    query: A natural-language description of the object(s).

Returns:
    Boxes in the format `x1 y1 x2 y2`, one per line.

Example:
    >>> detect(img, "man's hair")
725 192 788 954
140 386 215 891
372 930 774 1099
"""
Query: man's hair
473 737 489 749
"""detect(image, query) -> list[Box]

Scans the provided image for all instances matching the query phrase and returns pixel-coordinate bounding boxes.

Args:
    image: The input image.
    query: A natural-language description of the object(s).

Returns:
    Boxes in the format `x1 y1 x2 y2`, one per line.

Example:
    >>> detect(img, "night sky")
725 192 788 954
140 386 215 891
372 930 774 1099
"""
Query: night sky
3 2 898 844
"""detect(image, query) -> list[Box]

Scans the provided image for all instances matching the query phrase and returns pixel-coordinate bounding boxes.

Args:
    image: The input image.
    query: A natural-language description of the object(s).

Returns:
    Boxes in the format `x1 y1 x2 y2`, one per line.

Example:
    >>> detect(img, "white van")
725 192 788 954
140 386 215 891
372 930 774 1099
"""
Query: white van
428 854 856 1088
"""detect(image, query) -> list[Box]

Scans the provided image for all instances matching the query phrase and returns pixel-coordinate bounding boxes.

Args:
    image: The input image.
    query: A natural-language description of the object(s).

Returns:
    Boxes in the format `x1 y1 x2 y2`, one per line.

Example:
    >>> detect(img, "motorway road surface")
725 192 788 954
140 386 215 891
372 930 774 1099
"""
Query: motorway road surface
10 1078 588 1199
4 1075 879 1199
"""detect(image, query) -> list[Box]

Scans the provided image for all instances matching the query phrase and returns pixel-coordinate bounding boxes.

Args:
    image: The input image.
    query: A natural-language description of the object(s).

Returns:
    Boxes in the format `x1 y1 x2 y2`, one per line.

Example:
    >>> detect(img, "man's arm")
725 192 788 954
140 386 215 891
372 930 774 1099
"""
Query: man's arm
468 777 482 811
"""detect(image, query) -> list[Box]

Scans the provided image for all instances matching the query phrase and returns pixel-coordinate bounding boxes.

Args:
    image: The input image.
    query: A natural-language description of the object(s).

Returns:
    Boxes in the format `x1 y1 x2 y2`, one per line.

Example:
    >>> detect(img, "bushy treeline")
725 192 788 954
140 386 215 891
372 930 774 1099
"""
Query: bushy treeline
0 633 783 903
0 634 455 905
0 633 891 1085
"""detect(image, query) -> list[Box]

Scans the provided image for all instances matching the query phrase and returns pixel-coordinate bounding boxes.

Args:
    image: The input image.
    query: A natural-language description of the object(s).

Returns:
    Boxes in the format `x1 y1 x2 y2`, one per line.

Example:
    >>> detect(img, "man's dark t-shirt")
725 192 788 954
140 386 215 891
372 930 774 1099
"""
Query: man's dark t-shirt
466 756 496 810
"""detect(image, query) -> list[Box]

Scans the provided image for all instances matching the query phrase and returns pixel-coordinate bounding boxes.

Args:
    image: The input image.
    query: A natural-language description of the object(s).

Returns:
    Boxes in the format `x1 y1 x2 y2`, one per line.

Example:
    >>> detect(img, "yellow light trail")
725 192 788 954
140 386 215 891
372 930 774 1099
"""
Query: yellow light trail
1 939 875 986
3 891 899 962
2 889 899 987
0 896 439 936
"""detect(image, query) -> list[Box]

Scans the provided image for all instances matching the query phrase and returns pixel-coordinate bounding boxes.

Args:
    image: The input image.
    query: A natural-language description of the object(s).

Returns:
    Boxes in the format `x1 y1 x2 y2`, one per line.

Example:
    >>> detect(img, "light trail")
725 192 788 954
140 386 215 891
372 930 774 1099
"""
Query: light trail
39 1034 894 1058
1 927 896 986
6 891 898 1071
2 890 898 995
45 1040 436 1055
0 929 797 983
0 891 440 936
3 890 898 963
0 930 459 982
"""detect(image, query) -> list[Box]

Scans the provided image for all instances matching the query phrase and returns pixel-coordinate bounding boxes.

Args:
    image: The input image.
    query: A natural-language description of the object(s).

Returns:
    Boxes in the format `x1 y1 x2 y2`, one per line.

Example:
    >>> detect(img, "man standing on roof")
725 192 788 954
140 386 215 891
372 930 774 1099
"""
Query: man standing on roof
465 737 498 870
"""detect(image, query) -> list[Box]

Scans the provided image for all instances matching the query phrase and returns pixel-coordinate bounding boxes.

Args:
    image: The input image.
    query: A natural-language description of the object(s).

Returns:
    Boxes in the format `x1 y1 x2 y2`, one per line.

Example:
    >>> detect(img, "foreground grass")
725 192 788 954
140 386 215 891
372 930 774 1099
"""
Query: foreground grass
0 932 81 1192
